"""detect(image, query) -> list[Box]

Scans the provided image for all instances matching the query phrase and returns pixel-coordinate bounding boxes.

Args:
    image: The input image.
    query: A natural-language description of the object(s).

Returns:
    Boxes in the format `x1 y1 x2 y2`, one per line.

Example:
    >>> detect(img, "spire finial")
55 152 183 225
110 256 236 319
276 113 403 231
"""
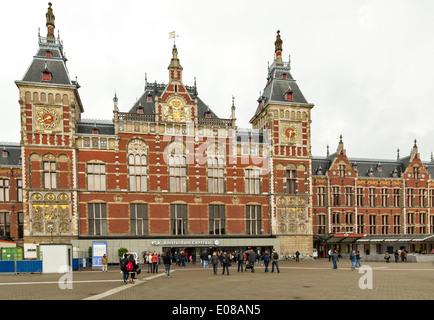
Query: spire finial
46 2 56 41
274 30 283 66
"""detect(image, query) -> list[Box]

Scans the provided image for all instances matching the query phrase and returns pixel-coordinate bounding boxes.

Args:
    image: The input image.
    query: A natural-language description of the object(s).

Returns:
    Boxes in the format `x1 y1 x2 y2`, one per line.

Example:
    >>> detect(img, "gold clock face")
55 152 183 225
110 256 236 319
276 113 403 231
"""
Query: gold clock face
163 98 190 122
35 107 60 130
280 123 299 144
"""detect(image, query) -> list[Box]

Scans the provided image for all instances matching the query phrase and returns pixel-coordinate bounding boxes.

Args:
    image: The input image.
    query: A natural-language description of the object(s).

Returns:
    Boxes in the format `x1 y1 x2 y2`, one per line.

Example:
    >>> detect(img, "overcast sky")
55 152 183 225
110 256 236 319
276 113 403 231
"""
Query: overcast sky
1 0 434 162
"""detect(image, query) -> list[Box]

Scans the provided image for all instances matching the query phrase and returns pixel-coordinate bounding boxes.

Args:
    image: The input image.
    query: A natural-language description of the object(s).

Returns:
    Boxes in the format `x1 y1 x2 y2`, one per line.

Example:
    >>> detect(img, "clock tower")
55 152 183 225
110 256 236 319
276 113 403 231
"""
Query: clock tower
15 3 83 244
250 31 314 256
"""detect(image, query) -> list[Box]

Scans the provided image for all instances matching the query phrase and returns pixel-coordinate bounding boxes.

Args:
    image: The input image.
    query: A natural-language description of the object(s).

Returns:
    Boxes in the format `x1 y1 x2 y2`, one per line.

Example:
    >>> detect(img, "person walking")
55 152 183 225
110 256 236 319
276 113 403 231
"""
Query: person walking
163 251 172 277
221 251 230 275
248 249 256 272
384 251 391 263
295 250 300 262
152 252 158 273
237 251 244 272
101 253 108 272
211 252 219 275
126 254 137 283
120 253 129 284
200 250 208 268
328 249 332 262
263 251 270 272
146 252 153 273
271 249 280 273
394 250 399 263
331 250 339 269
355 251 361 267
350 250 356 270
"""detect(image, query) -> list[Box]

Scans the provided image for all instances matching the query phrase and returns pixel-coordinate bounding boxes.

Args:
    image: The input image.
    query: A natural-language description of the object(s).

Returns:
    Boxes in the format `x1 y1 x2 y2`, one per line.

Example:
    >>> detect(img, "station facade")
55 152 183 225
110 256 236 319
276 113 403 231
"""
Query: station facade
1 4 433 262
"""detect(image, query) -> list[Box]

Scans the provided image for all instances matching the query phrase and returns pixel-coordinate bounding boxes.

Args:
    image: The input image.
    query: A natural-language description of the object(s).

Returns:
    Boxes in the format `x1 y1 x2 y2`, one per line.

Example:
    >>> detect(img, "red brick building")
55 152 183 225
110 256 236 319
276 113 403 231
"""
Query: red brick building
3 4 434 261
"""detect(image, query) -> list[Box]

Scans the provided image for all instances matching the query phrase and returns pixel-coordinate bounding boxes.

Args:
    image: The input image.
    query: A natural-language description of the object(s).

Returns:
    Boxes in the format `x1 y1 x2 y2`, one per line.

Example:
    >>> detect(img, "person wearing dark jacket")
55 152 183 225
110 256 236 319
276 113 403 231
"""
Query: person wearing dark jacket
236 251 244 272
163 251 172 277
247 249 256 272
211 252 219 275
221 251 231 275
120 253 129 283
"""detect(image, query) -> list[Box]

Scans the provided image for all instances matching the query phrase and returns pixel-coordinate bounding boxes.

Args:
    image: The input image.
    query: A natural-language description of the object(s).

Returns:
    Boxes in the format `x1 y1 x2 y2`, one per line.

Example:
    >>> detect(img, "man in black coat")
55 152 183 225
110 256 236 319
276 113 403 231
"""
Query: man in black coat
247 249 256 272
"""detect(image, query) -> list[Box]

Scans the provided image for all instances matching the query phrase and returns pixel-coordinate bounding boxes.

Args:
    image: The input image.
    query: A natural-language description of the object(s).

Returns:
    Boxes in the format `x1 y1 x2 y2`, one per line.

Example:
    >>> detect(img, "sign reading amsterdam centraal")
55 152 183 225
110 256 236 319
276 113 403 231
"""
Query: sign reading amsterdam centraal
151 240 220 246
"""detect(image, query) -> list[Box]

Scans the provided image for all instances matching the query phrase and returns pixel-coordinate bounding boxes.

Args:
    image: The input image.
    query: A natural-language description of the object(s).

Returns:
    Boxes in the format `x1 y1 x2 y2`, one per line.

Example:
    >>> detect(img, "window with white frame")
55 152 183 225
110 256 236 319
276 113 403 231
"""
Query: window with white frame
130 203 148 235
129 154 148 192
207 157 225 193
246 205 261 235
245 168 261 194
209 204 226 235
0 212 10 237
87 163 106 191
0 179 9 202
43 157 56 189
170 204 188 235
88 203 107 236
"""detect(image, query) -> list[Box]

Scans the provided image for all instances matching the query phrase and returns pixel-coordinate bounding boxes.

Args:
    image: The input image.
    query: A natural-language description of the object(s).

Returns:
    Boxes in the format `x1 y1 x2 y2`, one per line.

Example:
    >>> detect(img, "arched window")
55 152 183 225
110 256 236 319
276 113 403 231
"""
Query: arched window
167 141 187 193
128 139 148 192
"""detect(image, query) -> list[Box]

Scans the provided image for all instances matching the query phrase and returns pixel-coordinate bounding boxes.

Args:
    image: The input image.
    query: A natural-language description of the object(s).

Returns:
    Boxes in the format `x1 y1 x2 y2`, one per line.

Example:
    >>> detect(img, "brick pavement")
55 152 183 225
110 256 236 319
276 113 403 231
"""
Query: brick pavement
0 259 433 301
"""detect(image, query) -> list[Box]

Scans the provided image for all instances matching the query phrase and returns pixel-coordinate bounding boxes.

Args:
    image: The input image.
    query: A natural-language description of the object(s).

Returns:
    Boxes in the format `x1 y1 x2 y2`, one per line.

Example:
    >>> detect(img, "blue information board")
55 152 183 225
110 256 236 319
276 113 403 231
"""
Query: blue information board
92 241 107 269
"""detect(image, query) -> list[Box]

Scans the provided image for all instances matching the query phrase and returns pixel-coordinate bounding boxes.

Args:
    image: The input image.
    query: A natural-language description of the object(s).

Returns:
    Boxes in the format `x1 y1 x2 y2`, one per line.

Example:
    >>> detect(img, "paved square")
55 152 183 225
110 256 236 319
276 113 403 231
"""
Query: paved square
0 259 433 301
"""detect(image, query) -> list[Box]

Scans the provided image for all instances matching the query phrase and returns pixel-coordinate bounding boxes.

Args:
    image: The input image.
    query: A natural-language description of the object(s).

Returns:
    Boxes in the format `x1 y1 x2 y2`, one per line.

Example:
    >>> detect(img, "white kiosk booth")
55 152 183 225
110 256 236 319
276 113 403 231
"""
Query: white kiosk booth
39 243 73 273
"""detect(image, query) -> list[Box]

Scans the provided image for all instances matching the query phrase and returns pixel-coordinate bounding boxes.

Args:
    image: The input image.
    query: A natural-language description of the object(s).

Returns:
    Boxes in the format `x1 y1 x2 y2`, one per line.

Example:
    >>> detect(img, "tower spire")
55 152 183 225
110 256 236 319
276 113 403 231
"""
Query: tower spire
46 2 56 42
274 30 283 66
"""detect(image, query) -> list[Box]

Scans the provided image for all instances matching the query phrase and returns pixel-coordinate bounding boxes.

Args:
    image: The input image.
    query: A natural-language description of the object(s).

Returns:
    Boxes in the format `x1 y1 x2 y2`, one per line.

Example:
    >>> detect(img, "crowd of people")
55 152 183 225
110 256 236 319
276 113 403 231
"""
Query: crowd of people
117 248 282 282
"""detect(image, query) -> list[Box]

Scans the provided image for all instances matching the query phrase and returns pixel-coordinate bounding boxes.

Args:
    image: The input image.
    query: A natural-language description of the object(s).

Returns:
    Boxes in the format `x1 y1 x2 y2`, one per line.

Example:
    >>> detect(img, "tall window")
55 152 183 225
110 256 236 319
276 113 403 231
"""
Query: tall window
420 212 427 234
381 188 389 207
419 189 427 207
88 203 107 236
413 166 420 179
406 188 415 207
0 212 10 237
286 169 297 194
357 214 365 234
381 215 389 234
128 139 148 192
207 157 225 193
245 168 261 194
317 187 326 206
393 215 401 234
17 211 24 239
338 164 346 177
345 187 353 206
317 214 326 234
332 187 340 206
130 203 148 235
129 154 148 192
393 189 401 207
0 179 10 202
209 204 226 235
369 215 376 234
87 163 106 191
17 179 22 202
368 188 376 207
356 188 364 207
246 205 261 235
43 158 56 189
170 204 187 235
168 155 187 192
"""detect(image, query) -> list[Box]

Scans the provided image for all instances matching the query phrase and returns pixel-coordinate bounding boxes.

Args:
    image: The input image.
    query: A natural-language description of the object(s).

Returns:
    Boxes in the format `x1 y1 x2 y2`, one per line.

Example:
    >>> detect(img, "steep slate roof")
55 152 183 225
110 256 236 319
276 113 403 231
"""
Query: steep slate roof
77 119 115 136
20 36 75 87
128 82 219 119
0 143 21 167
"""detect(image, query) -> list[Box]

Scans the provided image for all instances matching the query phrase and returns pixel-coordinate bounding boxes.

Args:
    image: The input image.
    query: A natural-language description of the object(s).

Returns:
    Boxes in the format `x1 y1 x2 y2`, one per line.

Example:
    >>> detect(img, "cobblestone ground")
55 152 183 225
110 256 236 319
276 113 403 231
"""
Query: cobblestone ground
0 259 433 300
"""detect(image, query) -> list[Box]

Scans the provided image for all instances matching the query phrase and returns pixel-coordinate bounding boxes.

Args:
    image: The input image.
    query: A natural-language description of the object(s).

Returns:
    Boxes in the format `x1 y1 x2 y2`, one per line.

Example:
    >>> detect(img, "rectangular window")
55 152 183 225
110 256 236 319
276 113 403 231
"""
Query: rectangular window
406 188 415 207
338 164 346 178
345 187 353 206
419 189 427 207
207 158 225 193
357 214 365 234
381 215 389 234
317 187 326 206
332 187 340 206
87 163 106 191
317 214 326 234
245 168 261 194
0 179 10 202
43 161 56 189
381 188 389 207
285 170 297 195
129 155 148 192
393 189 401 207
17 211 24 239
170 204 187 235
130 203 148 235
209 204 226 235
0 212 10 237
17 179 22 202
169 156 187 193
368 188 376 207
88 203 107 236
246 205 261 235
369 215 376 234
356 188 364 207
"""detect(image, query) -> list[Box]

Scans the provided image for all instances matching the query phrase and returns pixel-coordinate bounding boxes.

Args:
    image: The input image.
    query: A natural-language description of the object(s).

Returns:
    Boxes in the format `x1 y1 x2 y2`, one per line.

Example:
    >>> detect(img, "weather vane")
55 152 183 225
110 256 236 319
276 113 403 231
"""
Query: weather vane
169 31 179 45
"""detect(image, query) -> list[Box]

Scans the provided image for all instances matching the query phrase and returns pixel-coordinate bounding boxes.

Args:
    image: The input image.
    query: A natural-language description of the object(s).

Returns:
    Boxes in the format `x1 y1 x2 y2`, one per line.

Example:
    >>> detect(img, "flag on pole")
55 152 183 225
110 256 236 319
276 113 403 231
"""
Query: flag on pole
169 31 175 39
